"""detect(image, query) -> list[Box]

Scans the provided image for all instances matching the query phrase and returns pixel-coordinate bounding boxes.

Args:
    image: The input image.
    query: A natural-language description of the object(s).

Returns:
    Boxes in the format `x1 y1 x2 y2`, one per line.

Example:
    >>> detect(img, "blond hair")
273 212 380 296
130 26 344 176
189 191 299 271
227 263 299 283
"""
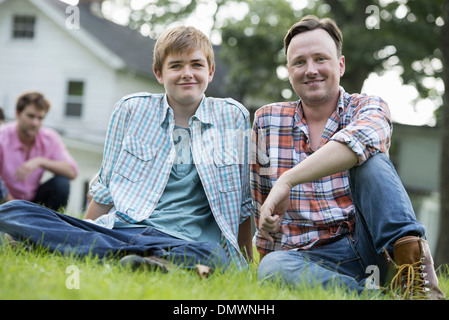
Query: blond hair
153 26 215 75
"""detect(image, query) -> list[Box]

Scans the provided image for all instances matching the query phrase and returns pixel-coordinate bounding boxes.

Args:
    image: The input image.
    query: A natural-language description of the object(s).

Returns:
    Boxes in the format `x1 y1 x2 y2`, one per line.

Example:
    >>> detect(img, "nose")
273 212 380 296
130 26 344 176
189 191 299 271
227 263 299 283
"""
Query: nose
182 66 193 79
305 60 318 77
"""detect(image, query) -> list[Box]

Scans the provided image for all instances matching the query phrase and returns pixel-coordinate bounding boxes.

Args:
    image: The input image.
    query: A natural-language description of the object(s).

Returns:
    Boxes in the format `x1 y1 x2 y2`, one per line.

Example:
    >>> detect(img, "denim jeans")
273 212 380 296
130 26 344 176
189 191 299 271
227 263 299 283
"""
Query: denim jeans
258 153 426 293
0 200 229 270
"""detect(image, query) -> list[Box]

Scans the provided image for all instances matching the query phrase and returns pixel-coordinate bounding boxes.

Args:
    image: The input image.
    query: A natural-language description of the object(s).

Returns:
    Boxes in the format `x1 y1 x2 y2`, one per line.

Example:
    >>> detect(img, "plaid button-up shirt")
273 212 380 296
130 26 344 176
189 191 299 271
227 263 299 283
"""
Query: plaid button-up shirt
251 87 392 254
90 93 253 268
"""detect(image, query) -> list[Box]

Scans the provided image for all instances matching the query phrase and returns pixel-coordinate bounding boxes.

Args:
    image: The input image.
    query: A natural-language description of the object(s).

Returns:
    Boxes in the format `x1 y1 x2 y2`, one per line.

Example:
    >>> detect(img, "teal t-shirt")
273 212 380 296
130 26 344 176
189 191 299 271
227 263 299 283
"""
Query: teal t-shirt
115 126 221 244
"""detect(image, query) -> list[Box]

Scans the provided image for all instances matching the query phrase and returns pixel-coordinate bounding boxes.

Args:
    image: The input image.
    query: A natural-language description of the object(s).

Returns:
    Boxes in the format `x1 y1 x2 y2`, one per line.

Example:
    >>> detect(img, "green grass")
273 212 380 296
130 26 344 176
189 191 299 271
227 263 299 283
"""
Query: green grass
1 240 448 300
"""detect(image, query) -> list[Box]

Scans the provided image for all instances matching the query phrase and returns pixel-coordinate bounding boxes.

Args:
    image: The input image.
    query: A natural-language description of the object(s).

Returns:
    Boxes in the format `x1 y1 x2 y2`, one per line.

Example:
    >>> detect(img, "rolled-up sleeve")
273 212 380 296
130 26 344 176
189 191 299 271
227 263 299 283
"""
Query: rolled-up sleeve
331 95 392 165
90 99 131 205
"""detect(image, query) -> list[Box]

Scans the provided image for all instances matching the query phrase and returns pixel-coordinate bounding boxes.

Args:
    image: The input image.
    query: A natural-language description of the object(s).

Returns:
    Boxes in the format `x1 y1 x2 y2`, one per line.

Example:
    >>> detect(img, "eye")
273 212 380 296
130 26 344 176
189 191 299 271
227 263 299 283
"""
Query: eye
170 64 182 69
316 56 328 62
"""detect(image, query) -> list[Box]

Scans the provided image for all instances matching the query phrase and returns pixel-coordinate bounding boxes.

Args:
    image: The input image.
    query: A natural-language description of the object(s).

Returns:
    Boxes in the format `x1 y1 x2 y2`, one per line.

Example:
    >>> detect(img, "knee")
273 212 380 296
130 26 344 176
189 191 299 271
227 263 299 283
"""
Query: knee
50 176 70 196
0 200 29 214
351 153 392 177
197 242 230 270
258 251 291 281
0 200 37 225
209 243 230 269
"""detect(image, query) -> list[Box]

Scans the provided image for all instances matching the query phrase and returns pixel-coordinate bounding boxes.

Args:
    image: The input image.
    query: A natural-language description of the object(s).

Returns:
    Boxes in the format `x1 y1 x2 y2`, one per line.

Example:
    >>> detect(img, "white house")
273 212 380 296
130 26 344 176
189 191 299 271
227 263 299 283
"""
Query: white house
0 0 228 215
390 123 442 251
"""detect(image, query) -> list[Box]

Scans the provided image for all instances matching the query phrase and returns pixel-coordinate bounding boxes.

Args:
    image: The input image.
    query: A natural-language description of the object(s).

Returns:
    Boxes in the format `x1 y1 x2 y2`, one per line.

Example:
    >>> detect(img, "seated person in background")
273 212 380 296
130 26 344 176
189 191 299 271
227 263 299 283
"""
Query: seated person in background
0 26 253 273
0 92 78 210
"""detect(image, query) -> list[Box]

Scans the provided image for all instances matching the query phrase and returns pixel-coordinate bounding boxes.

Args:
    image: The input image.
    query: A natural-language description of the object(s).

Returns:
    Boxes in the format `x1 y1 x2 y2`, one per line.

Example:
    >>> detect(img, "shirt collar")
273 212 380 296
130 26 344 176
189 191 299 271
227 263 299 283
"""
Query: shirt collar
7 121 28 151
159 94 174 126
336 86 346 116
190 95 214 126
159 94 214 127
294 86 346 126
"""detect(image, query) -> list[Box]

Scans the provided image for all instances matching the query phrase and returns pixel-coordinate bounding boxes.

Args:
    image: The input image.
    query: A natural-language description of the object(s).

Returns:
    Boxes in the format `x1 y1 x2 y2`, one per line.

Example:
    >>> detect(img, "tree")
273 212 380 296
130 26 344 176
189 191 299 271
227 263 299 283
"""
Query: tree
219 0 444 110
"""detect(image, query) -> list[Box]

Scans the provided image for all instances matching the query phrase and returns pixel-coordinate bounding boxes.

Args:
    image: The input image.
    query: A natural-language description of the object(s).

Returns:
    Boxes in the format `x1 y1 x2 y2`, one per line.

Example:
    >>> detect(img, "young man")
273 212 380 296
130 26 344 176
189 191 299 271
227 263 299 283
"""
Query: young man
252 15 445 299
0 92 78 210
0 26 253 271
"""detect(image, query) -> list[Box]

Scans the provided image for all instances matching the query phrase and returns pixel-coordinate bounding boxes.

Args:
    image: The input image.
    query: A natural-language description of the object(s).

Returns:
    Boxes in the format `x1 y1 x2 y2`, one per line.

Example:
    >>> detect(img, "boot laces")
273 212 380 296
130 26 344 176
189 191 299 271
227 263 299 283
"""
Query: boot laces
390 257 430 300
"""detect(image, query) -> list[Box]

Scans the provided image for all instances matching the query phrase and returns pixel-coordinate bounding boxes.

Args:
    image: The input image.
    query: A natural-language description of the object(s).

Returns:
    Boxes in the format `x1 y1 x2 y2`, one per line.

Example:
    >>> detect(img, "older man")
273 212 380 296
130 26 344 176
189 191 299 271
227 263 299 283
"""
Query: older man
252 15 445 300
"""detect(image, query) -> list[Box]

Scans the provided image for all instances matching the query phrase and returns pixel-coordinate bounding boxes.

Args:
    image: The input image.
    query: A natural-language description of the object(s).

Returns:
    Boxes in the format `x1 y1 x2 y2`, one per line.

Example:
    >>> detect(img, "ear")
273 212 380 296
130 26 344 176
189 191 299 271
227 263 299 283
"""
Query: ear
287 63 294 87
339 55 345 77
153 68 164 84
208 65 215 83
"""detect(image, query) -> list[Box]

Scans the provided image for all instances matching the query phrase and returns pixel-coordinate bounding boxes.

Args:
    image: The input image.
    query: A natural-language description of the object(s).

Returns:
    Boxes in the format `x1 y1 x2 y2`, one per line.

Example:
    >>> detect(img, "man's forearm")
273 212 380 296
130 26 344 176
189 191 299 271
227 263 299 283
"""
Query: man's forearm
39 157 77 179
280 141 358 188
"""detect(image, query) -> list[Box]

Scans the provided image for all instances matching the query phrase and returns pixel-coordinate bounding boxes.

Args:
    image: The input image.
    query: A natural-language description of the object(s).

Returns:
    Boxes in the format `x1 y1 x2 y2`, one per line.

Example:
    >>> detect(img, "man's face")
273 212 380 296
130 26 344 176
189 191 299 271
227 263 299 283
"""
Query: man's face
16 104 46 140
286 28 345 108
154 49 215 111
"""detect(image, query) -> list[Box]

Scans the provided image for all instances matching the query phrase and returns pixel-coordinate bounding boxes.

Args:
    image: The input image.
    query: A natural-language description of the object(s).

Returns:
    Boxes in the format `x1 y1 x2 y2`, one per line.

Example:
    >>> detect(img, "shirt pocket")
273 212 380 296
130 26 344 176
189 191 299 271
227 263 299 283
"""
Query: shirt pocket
114 135 154 182
213 149 238 192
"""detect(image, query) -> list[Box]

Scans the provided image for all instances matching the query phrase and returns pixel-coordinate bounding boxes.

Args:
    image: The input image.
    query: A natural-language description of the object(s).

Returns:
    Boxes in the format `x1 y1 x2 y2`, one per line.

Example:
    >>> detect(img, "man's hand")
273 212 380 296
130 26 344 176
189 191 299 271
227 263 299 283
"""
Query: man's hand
259 177 292 242
14 157 43 181
14 157 77 181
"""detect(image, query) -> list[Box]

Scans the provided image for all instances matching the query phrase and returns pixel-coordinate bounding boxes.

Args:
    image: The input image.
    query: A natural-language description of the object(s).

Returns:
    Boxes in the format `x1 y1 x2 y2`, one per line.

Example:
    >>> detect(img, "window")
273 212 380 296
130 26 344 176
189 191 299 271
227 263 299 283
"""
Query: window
12 15 36 39
65 81 84 118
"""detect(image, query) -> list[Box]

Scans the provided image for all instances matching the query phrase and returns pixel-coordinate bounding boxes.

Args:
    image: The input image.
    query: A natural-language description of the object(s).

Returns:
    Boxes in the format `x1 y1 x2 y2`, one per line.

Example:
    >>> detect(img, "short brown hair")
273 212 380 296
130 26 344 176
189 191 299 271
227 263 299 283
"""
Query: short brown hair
284 15 343 57
16 92 51 114
152 26 215 75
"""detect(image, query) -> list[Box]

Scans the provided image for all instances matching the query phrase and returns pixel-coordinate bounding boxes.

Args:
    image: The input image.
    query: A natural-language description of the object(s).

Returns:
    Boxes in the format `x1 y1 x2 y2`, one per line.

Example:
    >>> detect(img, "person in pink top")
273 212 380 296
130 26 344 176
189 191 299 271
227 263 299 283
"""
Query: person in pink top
0 92 78 210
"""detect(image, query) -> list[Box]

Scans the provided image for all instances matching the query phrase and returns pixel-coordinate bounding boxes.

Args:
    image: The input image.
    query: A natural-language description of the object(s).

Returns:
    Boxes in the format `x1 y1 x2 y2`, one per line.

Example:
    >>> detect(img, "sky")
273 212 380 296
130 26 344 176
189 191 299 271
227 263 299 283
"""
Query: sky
60 0 440 127
362 72 439 127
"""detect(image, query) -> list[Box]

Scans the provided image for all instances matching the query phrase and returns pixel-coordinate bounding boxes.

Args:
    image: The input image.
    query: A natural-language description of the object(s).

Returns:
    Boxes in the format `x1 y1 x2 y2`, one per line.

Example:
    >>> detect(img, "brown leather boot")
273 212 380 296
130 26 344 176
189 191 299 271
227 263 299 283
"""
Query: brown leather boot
384 236 446 300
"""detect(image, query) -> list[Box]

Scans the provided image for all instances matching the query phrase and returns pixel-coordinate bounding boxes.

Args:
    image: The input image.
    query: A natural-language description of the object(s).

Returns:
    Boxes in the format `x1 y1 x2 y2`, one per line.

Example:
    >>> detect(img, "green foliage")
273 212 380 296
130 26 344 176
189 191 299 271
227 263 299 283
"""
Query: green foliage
219 0 445 110
218 1 293 104
107 0 446 113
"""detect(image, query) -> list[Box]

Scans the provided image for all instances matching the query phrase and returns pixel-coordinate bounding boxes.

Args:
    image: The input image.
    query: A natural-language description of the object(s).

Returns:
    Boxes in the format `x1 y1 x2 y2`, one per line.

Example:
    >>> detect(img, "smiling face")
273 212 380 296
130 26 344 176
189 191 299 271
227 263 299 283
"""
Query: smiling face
154 49 214 111
286 28 345 109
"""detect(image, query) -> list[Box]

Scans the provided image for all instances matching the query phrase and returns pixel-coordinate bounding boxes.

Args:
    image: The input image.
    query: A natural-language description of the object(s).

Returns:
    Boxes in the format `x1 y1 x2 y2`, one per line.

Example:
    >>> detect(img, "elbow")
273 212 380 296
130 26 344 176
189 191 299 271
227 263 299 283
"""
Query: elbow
67 168 78 180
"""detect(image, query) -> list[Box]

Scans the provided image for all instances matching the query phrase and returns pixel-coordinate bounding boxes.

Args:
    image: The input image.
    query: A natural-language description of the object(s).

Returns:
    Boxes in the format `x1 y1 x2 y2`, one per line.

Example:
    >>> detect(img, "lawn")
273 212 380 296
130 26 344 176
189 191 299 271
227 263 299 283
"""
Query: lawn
1 237 448 302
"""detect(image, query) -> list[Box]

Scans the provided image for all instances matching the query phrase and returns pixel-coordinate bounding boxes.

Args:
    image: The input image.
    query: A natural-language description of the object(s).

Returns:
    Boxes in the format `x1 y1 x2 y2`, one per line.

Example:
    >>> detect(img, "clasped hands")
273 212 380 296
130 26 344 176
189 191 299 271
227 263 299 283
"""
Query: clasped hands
258 177 292 242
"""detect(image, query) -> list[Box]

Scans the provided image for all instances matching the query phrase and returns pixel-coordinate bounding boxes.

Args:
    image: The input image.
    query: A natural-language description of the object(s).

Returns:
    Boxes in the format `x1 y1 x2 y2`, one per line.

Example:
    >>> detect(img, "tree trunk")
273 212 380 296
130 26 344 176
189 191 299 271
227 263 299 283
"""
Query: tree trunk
435 0 449 267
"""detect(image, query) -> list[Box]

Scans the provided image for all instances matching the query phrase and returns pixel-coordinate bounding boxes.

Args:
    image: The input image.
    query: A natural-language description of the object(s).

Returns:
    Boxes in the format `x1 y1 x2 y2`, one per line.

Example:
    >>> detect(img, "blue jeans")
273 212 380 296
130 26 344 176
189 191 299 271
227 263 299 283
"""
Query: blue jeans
258 153 425 293
0 200 229 270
